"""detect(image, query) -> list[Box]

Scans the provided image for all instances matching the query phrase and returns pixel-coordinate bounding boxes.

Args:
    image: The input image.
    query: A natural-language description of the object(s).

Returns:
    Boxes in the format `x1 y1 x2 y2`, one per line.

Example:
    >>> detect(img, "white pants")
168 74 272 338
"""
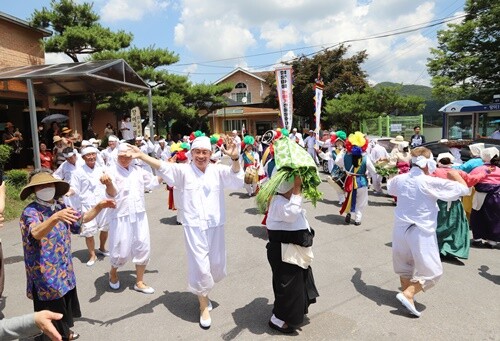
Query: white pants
307 148 319 165
350 187 368 222
183 225 226 296
371 172 383 193
108 212 151 268
244 183 258 195
392 223 443 291
80 208 110 238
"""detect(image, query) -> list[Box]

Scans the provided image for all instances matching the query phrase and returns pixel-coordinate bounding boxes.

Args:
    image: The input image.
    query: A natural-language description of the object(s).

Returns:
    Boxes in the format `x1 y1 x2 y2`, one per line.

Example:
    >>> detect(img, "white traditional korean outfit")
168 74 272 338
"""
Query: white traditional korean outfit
107 163 160 268
157 162 244 296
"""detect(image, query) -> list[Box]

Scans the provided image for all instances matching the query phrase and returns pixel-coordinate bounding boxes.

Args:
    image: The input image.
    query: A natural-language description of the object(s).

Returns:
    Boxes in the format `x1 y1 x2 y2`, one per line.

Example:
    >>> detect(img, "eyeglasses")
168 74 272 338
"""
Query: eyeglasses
192 149 211 156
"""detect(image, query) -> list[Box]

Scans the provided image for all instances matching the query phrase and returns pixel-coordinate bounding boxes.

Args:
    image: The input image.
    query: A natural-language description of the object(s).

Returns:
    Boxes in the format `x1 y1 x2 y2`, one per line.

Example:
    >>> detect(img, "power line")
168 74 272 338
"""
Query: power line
168 12 466 74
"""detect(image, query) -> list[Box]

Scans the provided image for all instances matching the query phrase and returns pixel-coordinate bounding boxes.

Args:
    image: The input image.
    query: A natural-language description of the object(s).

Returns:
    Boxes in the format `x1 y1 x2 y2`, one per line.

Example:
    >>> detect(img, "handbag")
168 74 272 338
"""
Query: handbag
281 243 314 269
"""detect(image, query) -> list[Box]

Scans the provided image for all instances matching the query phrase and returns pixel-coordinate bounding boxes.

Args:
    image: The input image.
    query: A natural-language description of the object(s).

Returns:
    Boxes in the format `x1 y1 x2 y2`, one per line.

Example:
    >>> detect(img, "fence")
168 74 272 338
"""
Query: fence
361 115 423 140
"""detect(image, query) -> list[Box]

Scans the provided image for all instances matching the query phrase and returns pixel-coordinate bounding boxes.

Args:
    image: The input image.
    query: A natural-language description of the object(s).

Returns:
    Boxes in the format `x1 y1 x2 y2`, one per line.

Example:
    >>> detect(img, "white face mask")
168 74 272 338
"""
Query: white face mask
35 187 56 201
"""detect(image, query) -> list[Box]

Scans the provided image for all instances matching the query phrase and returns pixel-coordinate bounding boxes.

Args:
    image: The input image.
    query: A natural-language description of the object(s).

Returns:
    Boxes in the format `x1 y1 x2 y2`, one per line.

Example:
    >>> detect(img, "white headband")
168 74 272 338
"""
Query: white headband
191 136 211 151
81 146 98 156
411 155 437 173
63 149 77 158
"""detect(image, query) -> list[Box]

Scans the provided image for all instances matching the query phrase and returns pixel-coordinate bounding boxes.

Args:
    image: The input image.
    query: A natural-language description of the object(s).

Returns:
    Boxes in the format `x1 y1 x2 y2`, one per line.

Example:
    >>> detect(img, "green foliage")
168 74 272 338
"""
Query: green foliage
0 144 13 166
427 0 500 103
31 0 132 62
323 86 425 132
4 183 30 222
5 169 29 189
263 46 369 125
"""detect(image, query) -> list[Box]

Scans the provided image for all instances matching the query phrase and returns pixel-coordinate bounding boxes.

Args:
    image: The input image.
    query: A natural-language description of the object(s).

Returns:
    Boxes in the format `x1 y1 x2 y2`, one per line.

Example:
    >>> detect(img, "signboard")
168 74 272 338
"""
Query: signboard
275 66 293 130
390 123 402 132
131 106 142 137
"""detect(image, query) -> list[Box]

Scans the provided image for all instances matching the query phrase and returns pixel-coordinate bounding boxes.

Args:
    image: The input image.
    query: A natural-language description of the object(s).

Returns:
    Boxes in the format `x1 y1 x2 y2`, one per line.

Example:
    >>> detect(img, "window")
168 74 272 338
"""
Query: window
231 82 252 104
224 119 247 132
231 92 252 104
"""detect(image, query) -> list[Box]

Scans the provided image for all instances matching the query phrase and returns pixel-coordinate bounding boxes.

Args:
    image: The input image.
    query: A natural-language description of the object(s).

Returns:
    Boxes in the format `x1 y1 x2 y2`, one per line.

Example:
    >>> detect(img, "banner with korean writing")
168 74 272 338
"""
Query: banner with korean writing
130 106 142 137
275 67 293 130
314 82 324 132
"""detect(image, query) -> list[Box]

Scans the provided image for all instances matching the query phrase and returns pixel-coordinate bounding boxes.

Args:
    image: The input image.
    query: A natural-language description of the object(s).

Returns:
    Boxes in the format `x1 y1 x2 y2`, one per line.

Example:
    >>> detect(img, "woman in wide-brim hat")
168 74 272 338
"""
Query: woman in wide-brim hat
19 169 115 341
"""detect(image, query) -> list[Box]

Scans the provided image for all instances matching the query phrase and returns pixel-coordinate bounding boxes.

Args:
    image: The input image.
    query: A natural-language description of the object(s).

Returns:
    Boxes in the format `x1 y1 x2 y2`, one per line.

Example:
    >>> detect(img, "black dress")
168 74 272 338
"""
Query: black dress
267 228 319 326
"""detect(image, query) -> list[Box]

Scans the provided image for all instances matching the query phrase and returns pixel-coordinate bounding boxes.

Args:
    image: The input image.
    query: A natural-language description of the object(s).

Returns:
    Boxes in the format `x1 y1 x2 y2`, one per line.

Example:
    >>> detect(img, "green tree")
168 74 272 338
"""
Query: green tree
264 45 369 126
93 48 234 132
31 0 132 62
323 86 425 131
427 0 500 104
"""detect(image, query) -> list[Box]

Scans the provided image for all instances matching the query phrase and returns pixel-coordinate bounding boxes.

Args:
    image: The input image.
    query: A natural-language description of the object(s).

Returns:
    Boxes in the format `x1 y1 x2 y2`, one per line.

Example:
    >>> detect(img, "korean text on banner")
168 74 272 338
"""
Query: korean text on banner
275 67 293 130
314 82 324 132
131 106 142 137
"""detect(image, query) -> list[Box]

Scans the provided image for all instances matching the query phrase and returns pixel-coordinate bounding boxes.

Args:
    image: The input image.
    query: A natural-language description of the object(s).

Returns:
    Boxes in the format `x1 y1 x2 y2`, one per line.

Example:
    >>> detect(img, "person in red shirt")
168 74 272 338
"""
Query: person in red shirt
39 143 54 170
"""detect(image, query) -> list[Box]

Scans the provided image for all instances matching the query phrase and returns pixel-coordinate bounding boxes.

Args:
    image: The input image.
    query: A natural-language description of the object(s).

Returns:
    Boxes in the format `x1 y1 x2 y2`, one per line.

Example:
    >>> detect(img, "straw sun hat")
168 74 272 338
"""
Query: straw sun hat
20 172 70 200
390 135 406 144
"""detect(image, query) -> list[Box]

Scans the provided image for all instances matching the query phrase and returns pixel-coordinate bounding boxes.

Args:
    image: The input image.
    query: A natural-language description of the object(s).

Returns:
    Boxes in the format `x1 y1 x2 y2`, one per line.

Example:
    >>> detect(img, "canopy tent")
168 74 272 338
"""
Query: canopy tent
0 59 152 168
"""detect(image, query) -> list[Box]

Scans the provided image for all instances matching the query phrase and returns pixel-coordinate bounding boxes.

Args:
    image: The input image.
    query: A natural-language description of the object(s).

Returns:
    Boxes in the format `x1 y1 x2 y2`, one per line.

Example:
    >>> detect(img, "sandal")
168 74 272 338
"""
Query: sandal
69 331 80 340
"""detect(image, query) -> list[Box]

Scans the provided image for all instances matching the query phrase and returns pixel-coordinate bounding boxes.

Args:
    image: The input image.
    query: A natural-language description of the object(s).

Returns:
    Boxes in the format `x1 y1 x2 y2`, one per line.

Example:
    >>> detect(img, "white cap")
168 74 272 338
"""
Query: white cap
135 136 144 141
108 135 119 142
437 152 454 163
480 147 499 163
63 149 77 158
117 143 133 155
81 140 91 147
469 143 485 157
191 136 211 151
81 146 98 156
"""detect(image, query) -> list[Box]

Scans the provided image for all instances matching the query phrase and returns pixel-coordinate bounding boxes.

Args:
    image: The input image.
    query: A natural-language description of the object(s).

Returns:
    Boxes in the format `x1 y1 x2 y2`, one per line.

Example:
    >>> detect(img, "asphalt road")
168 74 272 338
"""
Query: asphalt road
1 170 499 340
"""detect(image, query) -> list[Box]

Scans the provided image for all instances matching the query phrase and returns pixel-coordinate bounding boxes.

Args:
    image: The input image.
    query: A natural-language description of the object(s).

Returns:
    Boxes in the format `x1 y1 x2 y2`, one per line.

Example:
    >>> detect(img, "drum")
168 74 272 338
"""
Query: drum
244 167 258 184
331 168 346 188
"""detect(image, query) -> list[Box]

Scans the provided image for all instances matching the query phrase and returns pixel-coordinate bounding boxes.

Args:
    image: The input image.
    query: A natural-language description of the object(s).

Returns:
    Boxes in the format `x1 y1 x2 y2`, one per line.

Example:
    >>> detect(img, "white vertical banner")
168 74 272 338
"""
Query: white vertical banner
130 106 142 137
314 82 324 133
275 66 293 130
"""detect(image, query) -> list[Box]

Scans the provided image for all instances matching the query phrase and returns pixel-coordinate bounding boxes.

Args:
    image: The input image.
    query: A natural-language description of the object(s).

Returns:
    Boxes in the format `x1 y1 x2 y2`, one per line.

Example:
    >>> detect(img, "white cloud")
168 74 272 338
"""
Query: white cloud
183 63 198 76
172 0 464 85
100 0 169 22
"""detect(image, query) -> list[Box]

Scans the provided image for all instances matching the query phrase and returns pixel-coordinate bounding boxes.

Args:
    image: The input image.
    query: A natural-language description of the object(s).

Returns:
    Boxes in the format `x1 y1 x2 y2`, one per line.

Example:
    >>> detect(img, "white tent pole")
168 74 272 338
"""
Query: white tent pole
27 79 41 169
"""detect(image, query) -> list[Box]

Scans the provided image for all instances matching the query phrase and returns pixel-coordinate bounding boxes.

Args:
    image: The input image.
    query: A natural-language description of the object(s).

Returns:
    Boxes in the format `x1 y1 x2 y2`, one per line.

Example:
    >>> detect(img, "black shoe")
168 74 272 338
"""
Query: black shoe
354 221 361 226
268 320 295 334
345 213 351 224
470 240 484 248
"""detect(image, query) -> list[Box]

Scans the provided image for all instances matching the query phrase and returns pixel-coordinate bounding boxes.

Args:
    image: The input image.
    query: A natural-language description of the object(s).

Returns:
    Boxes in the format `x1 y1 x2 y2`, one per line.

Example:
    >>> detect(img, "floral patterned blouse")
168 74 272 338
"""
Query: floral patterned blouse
20 201 82 301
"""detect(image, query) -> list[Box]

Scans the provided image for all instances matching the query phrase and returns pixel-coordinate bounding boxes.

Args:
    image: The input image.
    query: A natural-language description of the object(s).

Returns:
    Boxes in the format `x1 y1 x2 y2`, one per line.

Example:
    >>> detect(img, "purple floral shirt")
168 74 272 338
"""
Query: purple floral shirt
20 201 82 301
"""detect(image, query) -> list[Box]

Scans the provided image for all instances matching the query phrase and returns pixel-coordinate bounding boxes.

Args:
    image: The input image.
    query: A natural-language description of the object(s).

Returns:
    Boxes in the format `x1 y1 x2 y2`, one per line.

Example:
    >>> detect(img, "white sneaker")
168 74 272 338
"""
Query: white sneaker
133 284 155 294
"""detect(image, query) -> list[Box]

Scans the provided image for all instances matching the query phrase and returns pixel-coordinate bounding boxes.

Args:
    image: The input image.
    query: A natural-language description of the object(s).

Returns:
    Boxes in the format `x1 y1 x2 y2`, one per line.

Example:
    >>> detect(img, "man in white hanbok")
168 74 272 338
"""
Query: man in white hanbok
128 135 243 329
105 144 162 295
101 135 119 167
387 147 469 317
303 130 319 165
68 147 113 266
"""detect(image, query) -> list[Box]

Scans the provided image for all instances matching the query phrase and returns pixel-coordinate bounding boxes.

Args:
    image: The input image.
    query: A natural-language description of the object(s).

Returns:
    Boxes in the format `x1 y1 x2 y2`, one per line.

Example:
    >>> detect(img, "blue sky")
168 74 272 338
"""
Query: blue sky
1 0 466 86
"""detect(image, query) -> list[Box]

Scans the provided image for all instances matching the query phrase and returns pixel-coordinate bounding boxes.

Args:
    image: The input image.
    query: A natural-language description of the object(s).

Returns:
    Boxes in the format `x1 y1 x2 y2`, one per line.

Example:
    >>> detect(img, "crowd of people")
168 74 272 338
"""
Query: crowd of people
0 123 499 339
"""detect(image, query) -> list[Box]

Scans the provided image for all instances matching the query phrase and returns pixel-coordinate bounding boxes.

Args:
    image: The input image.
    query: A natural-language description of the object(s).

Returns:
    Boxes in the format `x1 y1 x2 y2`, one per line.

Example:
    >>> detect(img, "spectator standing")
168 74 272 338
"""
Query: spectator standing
2 122 23 170
410 126 426 148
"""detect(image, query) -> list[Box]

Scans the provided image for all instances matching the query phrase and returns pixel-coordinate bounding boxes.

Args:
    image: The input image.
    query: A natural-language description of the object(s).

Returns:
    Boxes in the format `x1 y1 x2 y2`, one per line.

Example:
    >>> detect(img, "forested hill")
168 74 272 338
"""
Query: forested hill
374 82 444 124
374 82 433 100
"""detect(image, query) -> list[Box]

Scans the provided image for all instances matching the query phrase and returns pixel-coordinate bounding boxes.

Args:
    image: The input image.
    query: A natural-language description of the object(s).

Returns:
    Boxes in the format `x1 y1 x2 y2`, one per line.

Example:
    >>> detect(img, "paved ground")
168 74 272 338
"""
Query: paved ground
1 170 499 340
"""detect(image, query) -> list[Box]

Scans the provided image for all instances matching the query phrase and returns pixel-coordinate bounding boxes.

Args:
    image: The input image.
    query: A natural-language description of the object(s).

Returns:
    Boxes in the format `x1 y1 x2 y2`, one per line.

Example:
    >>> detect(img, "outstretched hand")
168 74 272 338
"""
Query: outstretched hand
55 207 80 225
98 199 117 210
34 310 63 341
224 136 239 160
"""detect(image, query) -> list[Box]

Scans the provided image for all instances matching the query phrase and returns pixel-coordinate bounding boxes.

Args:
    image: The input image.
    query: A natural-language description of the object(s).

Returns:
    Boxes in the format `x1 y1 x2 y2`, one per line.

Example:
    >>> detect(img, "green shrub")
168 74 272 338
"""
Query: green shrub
0 144 12 166
5 169 29 189
4 182 30 222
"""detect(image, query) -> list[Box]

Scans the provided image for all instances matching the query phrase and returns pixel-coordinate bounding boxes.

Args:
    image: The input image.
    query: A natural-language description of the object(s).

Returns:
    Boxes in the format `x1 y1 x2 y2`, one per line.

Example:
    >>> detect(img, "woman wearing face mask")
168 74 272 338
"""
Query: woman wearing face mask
19 170 115 341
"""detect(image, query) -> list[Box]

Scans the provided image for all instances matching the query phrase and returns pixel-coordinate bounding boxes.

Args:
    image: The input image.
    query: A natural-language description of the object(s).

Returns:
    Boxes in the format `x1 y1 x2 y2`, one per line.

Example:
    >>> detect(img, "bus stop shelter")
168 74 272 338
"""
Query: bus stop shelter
0 59 152 168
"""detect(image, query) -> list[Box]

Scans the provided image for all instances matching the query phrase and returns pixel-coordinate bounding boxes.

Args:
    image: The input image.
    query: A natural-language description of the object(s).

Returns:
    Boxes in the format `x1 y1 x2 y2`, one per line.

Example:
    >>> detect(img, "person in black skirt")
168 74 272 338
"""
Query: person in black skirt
265 173 319 334
19 169 115 340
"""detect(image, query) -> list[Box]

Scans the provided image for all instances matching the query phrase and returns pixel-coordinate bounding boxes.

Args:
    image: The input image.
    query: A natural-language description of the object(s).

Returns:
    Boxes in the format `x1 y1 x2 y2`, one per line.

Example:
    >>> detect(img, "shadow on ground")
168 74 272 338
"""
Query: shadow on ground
351 267 425 318
478 265 500 285
246 226 267 241
315 214 347 225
